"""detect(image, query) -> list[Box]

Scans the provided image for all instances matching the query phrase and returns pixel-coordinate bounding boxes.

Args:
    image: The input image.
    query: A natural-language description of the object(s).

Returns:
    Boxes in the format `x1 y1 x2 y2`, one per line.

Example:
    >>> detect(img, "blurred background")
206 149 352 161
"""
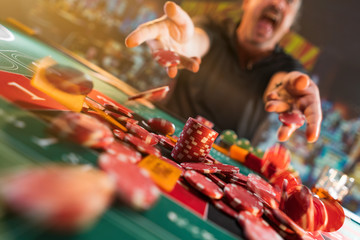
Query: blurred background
0 0 359 214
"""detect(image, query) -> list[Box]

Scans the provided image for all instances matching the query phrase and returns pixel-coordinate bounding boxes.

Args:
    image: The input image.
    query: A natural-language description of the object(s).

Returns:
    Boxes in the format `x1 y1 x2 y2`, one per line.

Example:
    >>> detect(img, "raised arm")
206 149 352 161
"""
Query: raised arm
125 1 210 78
264 71 322 143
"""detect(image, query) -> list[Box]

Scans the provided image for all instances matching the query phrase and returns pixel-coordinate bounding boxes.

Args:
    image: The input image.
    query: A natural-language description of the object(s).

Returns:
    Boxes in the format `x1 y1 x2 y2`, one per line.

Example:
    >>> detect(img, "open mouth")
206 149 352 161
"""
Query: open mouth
259 10 281 30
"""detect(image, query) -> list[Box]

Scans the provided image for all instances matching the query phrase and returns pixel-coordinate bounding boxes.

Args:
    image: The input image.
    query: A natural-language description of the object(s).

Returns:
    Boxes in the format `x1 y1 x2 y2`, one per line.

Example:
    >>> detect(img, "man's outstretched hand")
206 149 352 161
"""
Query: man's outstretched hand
125 1 203 78
265 71 322 143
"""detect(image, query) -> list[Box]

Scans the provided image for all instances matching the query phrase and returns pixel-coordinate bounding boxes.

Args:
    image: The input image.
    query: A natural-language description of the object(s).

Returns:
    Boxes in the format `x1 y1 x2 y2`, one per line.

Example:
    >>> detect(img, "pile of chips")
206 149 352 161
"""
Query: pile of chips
171 117 218 163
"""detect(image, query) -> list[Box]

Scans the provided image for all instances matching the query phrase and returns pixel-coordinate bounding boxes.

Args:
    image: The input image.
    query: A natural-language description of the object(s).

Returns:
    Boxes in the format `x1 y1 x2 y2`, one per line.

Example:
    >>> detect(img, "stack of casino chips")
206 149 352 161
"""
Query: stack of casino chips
171 117 218 163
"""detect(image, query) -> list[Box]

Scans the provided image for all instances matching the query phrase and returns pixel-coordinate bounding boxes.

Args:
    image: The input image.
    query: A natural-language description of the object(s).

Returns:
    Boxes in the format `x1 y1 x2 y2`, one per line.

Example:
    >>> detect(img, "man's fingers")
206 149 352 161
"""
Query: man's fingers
166 56 200 78
265 100 291 112
164 1 194 42
125 16 167 48
285 73 310 93
277 125 297 142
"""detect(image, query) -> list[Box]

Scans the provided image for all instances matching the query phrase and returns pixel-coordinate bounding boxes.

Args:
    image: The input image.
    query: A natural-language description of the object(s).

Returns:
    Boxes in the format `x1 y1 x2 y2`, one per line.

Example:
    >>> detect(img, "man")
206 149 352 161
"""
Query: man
125 0 322 143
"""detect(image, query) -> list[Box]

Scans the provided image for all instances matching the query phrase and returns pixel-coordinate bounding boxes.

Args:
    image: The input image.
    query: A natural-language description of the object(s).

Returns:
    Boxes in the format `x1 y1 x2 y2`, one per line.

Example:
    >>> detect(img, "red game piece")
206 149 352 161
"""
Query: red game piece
152 49 180 67
270 168 302 193
103 141 142 164
207 174 226 189
113 129 126 140
124 134 161 157
106 111 138 125
211 199 238 219
103 103 133 118
321 198 345 232
44 64 93 95
155 134 176 150
262 143 291 178
126 122 159 146
246 174 280 209
0 165 115 231
49 112 114 149
128 86 170 102
312 196 328 231
196 115 214 129
98 155 160 210
180 162 218 174
237 211 283 240
224 183 263 216
183 170 224 199
212 163 239 174
279 109 305 128
147 118 176 135
282 185 315 231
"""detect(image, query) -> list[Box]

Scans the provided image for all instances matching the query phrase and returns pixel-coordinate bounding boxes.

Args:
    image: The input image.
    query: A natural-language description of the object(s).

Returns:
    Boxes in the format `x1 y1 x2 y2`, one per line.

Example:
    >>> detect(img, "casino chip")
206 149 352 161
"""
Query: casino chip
246 174 280 209
184 170 224 199
147 118 175 136
49 112 114 149
237 211 283 240
152 49 180 67
124 134 161 157
219 130 238 148
98 155 160 210
282 185 315 231
224 183 263 216
103 103 133 118
0 165 115 231
195 115 214 129
126 122 159 146
44 64 93 95
180 162 218 174
279 109 305 128
211 199 238 219
128 86 170 102
103 141 142 164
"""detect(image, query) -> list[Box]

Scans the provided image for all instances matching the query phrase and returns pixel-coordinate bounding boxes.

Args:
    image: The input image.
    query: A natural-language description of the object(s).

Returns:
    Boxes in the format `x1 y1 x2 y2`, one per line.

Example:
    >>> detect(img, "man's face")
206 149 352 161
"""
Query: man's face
239 0 301 51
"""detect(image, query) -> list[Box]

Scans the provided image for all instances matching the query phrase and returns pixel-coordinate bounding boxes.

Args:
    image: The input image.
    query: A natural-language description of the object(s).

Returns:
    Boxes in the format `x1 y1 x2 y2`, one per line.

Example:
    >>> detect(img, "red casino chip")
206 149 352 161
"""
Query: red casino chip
49 112 114 149
128 86 170 102
207 174 226 189
270 169 302 194
180 162 218 174
282 185 315 231
113 129 126 141
0 165 115 231
246 174 280 209
98 155 160 210
237 211 283 240
244 153 266 174
312 196 328 231
225 172 248 184
155 134 176 150
262 143 291 178
321 198 344 232
224 183 263 216
183 170 224 199
211 199 238 219
279 109 305 128
212 163 239 174
126 122 159 146
195 115 214 129
44 64 93 95
152 49 180 67
147 118 175 136
103 103 133 118
103 141 142 164
106 111 138 125
124 134 161 157
263 207 307 237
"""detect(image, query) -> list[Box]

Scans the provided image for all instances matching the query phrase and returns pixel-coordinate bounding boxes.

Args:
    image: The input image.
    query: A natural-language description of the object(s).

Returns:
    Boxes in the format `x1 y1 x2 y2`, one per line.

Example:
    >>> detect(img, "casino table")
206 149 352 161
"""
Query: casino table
0 21 359 240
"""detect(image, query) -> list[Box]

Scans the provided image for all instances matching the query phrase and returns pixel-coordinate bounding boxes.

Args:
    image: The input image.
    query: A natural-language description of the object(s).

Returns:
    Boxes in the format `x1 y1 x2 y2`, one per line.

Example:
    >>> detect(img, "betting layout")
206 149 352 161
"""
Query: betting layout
0 23 349 240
